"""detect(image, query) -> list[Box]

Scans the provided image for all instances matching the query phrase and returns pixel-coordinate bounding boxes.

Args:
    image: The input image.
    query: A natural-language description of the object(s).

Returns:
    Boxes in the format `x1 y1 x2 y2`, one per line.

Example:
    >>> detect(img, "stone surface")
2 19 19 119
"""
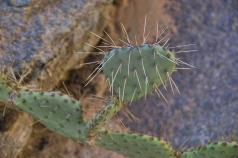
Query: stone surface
0 106 33 158
0 0 112 89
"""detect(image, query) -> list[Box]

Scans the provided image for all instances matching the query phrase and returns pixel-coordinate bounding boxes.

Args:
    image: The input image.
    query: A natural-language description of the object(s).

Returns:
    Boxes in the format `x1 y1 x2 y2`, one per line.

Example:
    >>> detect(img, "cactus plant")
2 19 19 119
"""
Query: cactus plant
0 22 237 158
1 65 238 158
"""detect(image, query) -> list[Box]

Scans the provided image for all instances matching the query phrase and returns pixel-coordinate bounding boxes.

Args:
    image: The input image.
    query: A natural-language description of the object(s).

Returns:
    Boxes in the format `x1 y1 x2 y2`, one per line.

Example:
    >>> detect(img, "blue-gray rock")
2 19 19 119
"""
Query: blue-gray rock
0 0 113 88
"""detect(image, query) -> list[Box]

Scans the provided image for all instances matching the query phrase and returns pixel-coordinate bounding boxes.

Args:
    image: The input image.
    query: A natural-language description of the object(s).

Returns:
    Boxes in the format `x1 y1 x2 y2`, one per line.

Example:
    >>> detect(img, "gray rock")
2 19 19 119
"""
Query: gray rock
0 0 113 88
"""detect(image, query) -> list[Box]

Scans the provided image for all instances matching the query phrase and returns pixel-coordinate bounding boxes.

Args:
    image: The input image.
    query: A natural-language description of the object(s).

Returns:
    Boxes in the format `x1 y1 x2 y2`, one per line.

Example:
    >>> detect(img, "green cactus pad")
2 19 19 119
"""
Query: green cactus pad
86 100 124 136
94 130 176 158
102 44 176 102
181 141 238 158
13 89 87 142
0 76 12 102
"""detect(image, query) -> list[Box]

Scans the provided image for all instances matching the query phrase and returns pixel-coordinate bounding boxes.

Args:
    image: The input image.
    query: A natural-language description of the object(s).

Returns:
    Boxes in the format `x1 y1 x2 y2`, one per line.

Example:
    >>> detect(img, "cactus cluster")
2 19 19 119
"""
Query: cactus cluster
0 28 237 158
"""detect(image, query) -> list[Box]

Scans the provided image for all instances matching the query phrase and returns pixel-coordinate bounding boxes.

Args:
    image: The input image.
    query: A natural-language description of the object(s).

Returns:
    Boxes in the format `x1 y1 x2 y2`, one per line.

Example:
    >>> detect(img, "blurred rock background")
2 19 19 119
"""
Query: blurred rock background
113 0 238 151
0 0 237 157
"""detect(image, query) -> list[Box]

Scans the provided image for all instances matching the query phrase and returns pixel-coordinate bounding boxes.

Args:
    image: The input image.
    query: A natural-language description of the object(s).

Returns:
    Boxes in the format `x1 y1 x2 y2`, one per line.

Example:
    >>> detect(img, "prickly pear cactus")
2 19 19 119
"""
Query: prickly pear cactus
181 141 238 158
94 130 176 158
2 22 234 158
102 44 176 102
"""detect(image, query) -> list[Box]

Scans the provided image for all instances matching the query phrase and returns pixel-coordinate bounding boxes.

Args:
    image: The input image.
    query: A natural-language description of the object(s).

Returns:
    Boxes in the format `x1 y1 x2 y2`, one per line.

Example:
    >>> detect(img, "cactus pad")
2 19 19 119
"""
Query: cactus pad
0 76 12 102
95 130 176 158
13 89 87 141
181 141 238 158
102 44 176 102
86 100 124 136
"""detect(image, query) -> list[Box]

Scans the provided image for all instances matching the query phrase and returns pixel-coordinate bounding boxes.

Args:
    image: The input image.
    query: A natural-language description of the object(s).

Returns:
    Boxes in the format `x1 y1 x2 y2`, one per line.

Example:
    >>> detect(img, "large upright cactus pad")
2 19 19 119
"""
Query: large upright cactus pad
102 44 176 102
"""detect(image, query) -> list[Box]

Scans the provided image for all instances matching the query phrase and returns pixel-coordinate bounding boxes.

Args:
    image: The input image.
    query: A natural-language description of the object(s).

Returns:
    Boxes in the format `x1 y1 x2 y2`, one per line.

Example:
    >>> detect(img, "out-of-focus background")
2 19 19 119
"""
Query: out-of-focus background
0 0 237 157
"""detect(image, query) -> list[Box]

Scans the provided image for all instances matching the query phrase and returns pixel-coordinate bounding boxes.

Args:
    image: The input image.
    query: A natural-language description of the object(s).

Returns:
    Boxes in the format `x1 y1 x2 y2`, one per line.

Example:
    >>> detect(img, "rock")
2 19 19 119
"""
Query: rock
0 106 33 158
0 0 113 89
